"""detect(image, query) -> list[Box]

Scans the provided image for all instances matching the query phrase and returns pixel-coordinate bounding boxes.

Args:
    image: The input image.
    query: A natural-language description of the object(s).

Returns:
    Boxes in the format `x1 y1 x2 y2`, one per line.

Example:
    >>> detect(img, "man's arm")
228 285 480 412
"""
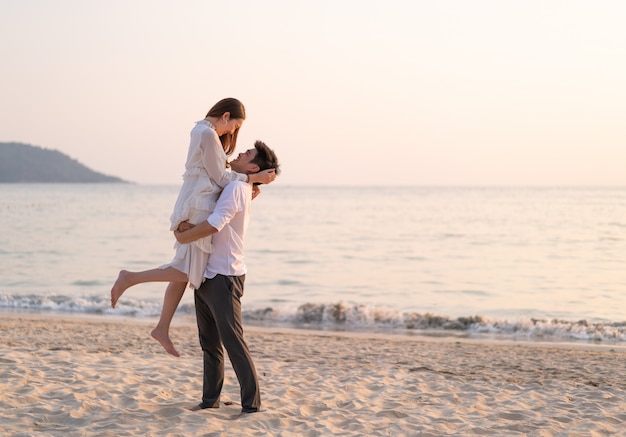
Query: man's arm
174 181 245 244
174 221 219 244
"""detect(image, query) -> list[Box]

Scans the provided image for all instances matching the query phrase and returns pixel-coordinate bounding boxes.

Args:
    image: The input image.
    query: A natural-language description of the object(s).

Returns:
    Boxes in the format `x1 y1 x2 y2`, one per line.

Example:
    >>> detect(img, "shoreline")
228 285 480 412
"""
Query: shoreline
2 313 626 435
3 308 626 353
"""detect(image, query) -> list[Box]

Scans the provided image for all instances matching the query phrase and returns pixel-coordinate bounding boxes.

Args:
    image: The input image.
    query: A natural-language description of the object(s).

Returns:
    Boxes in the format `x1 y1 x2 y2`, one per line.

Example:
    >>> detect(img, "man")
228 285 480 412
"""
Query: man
174 140 280 414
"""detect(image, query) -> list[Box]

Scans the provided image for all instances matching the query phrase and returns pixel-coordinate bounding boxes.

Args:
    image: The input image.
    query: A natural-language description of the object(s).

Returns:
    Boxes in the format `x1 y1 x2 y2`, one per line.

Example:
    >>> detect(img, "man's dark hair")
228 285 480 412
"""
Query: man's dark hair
251 140 281 182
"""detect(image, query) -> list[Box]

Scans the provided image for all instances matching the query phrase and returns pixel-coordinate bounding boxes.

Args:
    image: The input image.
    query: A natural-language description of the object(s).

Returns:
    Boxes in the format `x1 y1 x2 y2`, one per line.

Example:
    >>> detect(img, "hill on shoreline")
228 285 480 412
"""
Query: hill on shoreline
0 142 128 183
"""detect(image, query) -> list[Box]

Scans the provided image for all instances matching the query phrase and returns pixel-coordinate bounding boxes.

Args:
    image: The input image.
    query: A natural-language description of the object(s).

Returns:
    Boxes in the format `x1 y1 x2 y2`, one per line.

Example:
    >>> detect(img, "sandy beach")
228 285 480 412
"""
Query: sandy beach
1 313 626 436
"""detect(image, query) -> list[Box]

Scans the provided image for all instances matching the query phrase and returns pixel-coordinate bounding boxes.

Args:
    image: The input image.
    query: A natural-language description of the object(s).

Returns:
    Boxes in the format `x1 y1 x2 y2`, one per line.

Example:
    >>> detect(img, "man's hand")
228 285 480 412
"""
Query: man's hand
174 221 196 243
252 185 261 200
177 221 195 232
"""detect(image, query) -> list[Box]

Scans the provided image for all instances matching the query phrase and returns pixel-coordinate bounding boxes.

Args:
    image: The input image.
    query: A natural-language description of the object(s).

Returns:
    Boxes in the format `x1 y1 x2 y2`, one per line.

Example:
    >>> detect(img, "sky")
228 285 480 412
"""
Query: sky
1 0 625 186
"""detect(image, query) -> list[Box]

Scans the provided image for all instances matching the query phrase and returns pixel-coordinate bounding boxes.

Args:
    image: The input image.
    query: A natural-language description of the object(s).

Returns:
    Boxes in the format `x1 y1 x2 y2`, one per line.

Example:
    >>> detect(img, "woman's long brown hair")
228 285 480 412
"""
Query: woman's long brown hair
206 98 246 156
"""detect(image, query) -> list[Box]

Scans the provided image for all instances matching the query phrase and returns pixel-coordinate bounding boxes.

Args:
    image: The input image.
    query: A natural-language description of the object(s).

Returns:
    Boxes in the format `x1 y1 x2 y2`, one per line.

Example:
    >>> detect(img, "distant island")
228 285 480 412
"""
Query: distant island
0 142 128 183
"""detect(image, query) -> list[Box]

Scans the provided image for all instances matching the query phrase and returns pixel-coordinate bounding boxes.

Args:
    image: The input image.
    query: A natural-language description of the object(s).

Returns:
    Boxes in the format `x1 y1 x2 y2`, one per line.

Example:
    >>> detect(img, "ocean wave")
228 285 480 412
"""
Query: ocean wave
245 301 626 343
2 293 626 344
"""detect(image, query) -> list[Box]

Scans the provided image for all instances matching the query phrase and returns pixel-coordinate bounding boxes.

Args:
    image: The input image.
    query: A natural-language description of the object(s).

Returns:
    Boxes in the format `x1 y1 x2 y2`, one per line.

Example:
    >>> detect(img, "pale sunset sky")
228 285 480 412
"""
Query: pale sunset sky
1 0 625 186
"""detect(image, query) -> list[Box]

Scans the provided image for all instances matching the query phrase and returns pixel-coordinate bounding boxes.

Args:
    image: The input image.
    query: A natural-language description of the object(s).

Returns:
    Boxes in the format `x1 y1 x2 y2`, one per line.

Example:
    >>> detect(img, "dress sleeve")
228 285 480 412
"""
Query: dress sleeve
200 128 248 187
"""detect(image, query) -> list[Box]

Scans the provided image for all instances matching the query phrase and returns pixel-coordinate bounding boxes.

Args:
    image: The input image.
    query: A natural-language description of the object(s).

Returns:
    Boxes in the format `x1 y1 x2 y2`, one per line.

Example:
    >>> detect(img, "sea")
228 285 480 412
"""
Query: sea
1 184 625 345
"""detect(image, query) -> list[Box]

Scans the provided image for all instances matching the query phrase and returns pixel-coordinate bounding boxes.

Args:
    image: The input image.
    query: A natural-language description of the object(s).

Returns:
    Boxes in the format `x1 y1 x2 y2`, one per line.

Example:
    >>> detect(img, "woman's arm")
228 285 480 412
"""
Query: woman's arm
200 129 247 187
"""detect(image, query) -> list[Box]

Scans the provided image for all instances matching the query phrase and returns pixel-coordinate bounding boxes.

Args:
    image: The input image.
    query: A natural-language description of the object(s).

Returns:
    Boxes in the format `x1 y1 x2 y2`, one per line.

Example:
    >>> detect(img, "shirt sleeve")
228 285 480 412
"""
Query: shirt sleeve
200 129 248 187
207 182 247 231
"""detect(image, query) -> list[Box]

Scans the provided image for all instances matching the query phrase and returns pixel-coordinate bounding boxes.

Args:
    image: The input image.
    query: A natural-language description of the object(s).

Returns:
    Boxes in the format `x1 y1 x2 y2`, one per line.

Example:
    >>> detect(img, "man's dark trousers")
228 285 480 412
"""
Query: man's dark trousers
194 274 261 413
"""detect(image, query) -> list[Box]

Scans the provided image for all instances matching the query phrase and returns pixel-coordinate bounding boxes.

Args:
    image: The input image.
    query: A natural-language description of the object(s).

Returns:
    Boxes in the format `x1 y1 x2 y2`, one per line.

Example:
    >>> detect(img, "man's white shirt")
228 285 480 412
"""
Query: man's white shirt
204 181 252 279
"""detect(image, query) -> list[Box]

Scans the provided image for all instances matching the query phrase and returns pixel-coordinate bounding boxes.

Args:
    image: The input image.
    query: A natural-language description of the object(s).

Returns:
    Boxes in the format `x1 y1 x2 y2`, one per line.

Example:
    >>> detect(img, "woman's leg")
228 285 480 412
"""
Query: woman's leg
151 281 187 357
111 266 188 308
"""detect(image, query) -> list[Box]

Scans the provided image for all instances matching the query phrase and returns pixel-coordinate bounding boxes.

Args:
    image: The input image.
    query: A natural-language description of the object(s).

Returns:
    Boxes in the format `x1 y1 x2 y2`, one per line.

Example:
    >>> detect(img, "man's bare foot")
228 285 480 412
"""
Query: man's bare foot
111 270 133 308
151 327 180 357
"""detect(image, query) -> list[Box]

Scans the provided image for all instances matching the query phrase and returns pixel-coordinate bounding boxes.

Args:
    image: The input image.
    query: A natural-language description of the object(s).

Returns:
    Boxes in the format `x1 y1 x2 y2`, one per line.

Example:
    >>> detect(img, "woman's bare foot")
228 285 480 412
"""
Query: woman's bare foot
151 327 180 357
110 270 133 308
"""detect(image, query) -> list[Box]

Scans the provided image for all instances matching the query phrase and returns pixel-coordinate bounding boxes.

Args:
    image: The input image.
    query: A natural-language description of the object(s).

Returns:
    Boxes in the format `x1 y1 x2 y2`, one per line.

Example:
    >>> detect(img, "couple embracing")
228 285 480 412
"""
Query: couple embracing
111 98 281 414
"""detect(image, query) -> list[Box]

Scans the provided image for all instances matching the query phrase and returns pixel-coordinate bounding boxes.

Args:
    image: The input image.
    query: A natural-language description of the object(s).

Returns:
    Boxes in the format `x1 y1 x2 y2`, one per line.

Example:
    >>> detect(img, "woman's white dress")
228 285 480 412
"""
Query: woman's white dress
160 120 247 288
